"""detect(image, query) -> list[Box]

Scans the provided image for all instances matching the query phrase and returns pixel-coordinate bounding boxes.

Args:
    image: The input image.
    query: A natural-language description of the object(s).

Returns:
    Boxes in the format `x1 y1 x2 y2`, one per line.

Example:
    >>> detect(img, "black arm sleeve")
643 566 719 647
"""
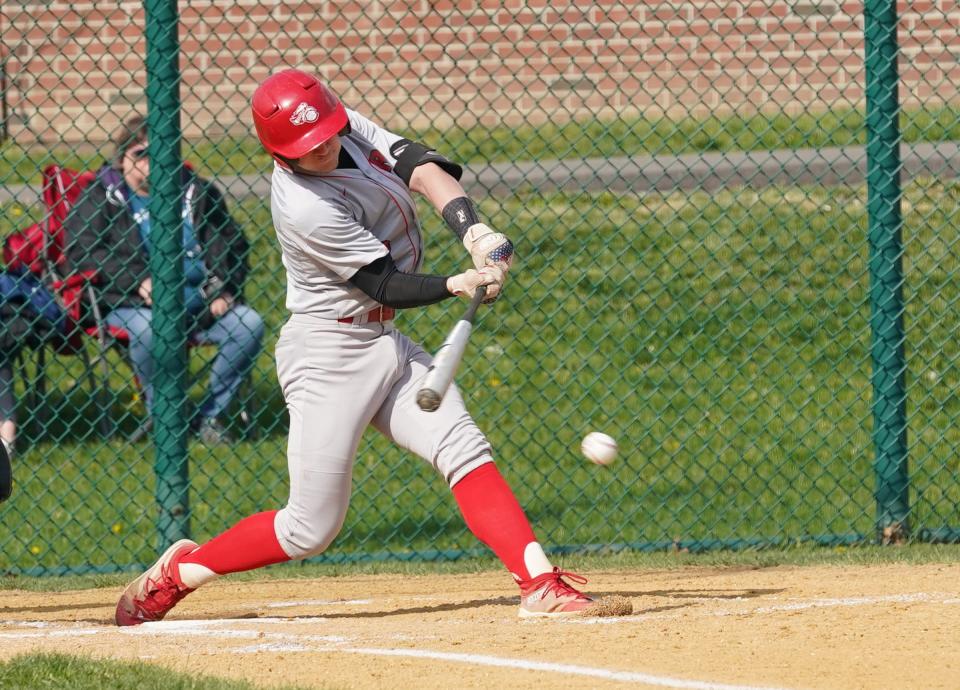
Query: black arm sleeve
348 255 454 309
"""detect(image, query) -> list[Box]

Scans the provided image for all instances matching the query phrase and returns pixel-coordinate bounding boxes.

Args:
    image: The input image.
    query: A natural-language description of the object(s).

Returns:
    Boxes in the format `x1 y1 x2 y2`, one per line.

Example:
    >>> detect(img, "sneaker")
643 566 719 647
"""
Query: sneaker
115 539 198 626
519 567 595 618
196 417 233 446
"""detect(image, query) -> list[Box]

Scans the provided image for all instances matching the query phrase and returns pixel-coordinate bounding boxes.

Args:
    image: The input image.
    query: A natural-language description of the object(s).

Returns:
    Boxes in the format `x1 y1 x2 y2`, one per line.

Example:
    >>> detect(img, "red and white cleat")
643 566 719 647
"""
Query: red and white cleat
518 567 595 618
115 539 198 626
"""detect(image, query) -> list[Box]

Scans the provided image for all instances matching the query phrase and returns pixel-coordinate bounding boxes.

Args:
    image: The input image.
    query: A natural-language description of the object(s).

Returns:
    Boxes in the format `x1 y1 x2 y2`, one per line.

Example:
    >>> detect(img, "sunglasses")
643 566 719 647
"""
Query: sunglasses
127 146 149 160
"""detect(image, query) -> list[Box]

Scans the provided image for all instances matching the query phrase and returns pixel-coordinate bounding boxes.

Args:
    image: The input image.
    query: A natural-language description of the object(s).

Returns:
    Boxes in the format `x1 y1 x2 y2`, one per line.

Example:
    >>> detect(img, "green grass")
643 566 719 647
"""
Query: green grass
2 176 960 576
3 106 960 184
0 653 310 690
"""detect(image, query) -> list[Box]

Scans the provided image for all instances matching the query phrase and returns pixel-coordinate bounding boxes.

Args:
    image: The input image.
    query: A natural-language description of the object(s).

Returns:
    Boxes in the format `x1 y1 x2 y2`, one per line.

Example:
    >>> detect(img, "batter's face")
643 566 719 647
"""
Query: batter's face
295 135 341 174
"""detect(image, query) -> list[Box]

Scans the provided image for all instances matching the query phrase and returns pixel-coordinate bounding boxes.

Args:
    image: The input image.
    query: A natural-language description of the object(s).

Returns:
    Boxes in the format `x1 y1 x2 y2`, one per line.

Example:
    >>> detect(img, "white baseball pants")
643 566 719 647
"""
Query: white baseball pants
273 314 493 560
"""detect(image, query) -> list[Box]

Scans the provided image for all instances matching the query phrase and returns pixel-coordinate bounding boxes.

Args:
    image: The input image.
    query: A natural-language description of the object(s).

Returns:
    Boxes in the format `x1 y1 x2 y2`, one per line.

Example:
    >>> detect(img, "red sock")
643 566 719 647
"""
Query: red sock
180 510 290 574
452 463 539 582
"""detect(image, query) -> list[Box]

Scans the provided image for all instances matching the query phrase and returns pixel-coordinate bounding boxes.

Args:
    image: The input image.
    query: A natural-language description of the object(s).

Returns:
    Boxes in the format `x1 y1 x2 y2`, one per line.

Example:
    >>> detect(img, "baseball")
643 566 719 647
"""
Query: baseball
581 432 618 466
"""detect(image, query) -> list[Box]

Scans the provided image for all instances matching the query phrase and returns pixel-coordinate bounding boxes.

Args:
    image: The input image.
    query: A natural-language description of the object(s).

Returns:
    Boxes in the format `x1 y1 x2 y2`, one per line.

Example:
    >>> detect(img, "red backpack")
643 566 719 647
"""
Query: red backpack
3 165 97 277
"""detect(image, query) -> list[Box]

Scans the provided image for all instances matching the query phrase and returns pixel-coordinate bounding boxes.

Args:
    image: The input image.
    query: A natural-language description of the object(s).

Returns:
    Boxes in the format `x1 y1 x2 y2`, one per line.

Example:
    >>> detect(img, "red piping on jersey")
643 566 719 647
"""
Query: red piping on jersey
368 176 418 268
321 174 419 268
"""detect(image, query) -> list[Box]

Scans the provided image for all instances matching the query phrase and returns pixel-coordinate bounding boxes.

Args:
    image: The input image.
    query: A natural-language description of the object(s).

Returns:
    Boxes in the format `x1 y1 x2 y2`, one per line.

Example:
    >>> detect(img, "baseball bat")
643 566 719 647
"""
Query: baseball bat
416 285 487 412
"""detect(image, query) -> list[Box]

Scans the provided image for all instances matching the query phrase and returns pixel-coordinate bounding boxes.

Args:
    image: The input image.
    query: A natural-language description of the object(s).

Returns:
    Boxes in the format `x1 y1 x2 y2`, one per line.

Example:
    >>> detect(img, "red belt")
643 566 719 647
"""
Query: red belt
338 305 395 324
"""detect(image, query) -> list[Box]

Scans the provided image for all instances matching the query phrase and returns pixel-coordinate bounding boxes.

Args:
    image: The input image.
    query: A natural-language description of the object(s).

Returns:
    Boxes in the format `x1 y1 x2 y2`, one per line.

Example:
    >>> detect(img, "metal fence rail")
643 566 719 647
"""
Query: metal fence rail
1 1 959 576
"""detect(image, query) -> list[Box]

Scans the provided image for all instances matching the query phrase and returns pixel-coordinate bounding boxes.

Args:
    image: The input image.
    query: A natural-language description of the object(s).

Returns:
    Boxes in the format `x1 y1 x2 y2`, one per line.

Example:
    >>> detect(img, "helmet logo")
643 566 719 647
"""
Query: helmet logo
290 102 320 126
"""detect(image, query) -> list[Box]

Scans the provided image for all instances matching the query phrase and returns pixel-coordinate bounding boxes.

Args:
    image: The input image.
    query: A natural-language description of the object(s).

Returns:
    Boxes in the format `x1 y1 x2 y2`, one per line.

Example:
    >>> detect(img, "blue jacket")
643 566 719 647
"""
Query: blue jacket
0 271 70 351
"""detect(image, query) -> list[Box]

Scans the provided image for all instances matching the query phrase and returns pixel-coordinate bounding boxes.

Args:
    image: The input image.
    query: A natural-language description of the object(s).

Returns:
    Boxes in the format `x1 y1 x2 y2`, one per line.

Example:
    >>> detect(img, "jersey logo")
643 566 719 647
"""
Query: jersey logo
290 102 320 126
368 149 393 172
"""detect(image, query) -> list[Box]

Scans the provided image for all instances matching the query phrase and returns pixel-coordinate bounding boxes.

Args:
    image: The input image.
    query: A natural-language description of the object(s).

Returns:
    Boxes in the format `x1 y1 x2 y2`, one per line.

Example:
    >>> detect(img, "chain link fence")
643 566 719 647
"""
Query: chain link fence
2 1 959 576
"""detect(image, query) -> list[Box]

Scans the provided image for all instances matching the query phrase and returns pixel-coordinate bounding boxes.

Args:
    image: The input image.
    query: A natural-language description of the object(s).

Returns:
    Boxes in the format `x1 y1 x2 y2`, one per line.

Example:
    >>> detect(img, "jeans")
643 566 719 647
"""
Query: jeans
105 305 265 421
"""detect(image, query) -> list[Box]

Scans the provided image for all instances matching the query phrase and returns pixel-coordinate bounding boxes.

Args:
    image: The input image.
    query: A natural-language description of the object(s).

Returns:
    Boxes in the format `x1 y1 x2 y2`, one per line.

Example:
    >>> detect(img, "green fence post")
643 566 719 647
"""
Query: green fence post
144 0 189 547
864 0 909 542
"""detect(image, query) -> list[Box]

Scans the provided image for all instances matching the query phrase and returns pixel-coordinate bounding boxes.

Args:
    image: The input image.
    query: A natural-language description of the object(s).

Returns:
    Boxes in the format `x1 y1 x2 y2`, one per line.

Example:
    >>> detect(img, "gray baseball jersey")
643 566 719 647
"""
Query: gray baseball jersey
270 109 423 320
268 108 494 561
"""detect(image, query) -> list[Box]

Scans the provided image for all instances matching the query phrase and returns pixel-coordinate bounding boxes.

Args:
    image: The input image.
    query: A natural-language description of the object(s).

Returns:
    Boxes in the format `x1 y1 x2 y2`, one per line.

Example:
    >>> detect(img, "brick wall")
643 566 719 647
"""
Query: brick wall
2 0 959 144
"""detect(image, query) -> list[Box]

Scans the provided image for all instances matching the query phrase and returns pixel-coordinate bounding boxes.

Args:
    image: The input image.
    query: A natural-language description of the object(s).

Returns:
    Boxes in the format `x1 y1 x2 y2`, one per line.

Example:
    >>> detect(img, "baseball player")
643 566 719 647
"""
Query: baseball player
115 68 628 623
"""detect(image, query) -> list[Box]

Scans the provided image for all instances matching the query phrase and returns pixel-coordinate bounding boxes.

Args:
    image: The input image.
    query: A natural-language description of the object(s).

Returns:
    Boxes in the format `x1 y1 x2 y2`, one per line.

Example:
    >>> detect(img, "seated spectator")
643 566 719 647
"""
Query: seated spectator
64 114 264 444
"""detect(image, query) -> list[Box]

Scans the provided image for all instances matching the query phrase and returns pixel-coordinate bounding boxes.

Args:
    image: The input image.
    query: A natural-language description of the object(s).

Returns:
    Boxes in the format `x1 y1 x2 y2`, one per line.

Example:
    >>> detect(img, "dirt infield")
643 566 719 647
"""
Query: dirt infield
1 563 958 689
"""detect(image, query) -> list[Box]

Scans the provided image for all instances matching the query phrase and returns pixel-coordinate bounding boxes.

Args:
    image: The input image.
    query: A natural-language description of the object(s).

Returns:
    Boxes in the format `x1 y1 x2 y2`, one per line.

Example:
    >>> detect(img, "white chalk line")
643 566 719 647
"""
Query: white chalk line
332 647 790 690
232 641 312 653
0 618 784 689
739 592 947 615
3 591 956 637
130 620 793 690
4 591 959 689
558 591 960 625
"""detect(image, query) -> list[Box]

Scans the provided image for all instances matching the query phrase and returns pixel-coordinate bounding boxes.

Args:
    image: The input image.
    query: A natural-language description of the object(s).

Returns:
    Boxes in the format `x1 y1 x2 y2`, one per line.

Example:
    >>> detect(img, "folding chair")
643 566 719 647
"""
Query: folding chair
3 274 89 441
4 166 101 437
5 164 254 441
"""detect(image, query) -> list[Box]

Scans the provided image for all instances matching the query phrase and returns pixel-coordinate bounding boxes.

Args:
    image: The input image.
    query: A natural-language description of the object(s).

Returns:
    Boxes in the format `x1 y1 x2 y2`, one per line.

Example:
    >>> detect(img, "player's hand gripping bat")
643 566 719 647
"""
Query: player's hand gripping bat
416 285 487 412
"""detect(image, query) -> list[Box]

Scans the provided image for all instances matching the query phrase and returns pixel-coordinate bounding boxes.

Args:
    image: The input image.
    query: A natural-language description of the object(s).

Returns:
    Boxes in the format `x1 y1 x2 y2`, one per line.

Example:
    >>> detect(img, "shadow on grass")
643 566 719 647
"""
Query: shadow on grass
250 596 520 621
624 587 784 600
0 601 112 617
633 603 694 615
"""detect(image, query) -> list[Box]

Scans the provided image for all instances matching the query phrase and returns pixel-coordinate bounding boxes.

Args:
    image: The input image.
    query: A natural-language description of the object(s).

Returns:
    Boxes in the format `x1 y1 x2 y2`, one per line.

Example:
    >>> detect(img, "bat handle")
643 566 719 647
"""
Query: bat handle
462 285 487 322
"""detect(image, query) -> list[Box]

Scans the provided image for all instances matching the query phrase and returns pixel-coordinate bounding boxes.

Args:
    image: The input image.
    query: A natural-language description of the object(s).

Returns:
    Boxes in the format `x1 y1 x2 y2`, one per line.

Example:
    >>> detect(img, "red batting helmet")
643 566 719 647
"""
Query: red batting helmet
251 68 348 163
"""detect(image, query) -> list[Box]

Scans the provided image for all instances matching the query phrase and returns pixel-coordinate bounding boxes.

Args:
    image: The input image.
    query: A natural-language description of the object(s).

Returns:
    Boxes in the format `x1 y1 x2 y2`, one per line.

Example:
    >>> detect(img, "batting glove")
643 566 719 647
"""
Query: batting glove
447 264 505 302
462 223 514 272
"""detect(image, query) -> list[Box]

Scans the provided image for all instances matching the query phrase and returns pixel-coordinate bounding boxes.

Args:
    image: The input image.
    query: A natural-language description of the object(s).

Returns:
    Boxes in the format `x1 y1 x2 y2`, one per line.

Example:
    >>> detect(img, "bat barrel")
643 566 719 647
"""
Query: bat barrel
415 286 488 412
416 320 474 411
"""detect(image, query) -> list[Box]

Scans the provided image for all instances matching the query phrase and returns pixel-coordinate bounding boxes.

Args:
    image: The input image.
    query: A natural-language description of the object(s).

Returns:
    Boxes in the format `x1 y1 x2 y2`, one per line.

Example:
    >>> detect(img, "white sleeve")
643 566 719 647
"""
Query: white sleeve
294 197 389 280
346 108 405 167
